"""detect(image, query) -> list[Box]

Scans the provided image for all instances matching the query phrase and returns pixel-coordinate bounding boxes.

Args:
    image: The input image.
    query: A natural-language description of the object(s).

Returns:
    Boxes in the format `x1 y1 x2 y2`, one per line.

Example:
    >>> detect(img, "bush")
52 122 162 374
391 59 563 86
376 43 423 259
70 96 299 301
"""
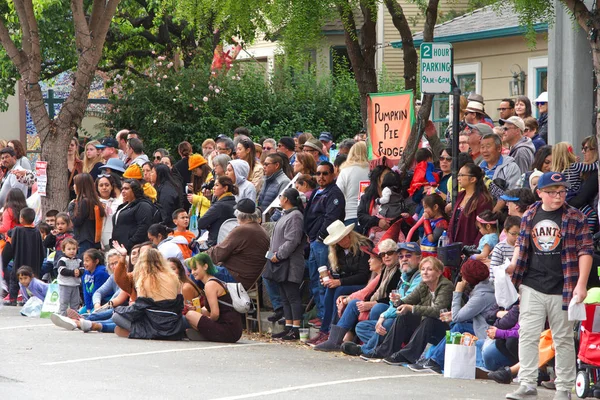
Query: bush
105 63 365 153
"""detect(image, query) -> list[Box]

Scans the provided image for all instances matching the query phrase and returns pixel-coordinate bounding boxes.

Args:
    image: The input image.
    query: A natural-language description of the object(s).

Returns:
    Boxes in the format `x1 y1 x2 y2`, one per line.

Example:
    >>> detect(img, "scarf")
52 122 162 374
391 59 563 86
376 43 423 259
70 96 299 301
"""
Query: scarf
370 261 399 302
218 192 233 201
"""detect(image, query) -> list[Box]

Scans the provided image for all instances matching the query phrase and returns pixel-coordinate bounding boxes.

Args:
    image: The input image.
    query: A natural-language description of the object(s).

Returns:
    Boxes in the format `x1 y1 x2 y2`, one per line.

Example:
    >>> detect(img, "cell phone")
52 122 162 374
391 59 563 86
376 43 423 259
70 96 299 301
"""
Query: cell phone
265 251 275 259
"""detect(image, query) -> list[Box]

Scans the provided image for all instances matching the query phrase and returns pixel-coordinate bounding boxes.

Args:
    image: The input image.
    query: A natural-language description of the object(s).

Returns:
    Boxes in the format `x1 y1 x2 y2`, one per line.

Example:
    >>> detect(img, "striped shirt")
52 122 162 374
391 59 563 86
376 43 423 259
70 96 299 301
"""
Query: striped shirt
489 240 515 281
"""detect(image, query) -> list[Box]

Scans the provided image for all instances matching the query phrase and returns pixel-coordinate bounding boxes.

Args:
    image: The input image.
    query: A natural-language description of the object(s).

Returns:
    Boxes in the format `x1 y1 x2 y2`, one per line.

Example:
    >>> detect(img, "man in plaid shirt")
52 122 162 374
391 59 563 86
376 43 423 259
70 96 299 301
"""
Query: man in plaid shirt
506 172 592 400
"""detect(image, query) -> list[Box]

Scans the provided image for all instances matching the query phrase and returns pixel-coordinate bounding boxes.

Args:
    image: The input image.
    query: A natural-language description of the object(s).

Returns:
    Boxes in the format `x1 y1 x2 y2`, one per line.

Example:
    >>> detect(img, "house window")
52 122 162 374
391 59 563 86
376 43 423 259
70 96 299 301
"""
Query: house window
330 46 353 76
527 56 548 116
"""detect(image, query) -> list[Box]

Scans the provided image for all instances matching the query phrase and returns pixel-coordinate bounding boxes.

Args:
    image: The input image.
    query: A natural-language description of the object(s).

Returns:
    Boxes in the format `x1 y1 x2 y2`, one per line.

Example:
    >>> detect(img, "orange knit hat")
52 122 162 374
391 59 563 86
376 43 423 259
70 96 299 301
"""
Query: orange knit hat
188 154 207 170
123 163 143 179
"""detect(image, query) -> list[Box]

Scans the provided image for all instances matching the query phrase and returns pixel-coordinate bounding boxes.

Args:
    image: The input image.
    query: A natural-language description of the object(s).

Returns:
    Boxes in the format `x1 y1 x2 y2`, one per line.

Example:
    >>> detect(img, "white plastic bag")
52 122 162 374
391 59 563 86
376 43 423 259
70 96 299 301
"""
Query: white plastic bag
20 297 43 318
492 259 519 308
444 344 476 380
40 282 60 318
568 295 587 321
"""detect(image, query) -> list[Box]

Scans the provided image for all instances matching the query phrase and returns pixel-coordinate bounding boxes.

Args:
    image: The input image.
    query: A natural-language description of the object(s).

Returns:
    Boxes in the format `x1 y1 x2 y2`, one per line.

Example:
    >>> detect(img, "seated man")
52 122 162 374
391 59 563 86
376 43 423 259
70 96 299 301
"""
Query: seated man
207 199 270 290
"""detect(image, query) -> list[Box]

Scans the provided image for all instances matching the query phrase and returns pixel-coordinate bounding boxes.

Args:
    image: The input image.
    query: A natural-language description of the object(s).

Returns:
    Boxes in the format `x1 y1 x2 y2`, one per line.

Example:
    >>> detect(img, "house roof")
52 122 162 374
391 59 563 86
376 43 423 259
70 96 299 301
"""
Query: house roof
391 5 547 48
322 12 364 35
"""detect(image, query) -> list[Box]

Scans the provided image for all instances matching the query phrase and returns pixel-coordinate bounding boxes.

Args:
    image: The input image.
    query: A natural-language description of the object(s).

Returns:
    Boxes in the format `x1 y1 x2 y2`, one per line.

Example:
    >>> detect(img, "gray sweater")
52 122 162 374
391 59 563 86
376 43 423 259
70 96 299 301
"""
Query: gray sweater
451 280 496 340
92 275 121 305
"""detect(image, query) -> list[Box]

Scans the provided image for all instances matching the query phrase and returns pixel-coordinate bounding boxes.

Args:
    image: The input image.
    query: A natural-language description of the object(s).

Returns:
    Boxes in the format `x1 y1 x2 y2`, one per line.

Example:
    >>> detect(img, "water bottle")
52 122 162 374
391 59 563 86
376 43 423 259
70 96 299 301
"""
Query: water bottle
438 231 449 248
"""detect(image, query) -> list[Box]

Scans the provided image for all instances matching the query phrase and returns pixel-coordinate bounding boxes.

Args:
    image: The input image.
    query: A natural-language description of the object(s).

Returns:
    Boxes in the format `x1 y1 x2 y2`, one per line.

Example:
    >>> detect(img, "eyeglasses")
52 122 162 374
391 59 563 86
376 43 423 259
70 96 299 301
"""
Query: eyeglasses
541 190 567 197
457 173 473 178
378 250 396 257
502 126 515 132
217 147 227 152
315 171 330 176
507 231 520 237
497 108 512 111
439 156 452 161
263 162 275 167
263 147 273 151
398 253 413 259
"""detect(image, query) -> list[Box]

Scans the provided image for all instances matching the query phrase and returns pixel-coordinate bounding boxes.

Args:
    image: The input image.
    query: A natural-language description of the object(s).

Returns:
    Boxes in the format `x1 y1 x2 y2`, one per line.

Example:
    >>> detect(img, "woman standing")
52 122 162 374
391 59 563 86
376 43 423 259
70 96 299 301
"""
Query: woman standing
0 188 27 235
67 137 83 200
187 154 213 219
184 253 243 343
514 96 532 119
154 164 183 227
293 152 317 176
69 173 105 254
96 173 122 250
236 137 263 192
112 179 155 251
211 154 231 178
336 142 370 226
225 160 256 202
448 163 493 246
82 140 104 181
263 188 306 341
196 176 237 248
437 148 452 201
8 140 32 171
174 141 193 188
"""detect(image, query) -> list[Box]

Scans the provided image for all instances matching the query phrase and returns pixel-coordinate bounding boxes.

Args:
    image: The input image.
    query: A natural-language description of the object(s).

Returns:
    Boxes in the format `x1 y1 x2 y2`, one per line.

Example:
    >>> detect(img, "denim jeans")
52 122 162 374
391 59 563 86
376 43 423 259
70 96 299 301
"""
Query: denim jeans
482 340 514 371
320 285 365 333
307 241 329 319
337 299 361 330
429 322 484 369
355 303 394 354
263 277 282 311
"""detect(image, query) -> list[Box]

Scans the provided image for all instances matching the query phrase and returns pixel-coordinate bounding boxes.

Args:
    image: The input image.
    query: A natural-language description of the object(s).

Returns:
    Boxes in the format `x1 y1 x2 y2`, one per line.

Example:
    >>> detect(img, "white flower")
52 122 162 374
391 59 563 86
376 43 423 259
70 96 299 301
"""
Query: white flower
156 83 161 87
203 96 209 102
209 85 214 91
167 62 173 68
175 86 179 91
215 88 220 94
157 56 166 61
163 75 168 79
153 119 157 123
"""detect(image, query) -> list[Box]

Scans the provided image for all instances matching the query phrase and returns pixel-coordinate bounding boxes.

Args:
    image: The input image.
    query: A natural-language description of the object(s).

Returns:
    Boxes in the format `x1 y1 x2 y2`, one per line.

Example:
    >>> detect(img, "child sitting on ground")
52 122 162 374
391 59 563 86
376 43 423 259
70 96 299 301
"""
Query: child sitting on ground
56 238 84 315
81 249 110 314
489 216 521 281
472 210 500 261
17 265 48 302
170 209 197 259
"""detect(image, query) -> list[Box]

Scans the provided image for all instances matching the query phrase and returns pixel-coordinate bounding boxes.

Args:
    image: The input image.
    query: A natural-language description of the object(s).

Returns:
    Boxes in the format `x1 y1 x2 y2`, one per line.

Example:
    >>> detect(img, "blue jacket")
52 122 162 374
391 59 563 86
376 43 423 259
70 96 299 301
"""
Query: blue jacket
531 133 546 154
82 264 110 311
304 183 346 242
381 270 422 319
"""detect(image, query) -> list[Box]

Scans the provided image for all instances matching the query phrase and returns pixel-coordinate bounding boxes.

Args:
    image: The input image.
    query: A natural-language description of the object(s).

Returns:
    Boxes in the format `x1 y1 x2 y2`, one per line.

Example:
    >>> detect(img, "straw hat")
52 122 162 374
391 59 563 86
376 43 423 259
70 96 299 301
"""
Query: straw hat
463 101 485 114
323 220 355 246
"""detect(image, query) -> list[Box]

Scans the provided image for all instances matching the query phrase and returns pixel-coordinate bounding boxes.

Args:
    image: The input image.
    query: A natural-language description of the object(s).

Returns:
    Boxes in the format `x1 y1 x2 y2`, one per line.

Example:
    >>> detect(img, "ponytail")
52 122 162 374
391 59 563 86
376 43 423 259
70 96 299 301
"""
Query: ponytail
282 188 304 213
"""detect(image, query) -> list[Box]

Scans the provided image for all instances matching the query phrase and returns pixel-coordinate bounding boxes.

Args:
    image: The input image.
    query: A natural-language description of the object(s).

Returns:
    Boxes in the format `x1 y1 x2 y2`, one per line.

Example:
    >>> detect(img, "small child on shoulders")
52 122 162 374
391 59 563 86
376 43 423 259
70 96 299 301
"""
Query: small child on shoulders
472 210 500 261
489 216 521 282
17 265 48 302
169 209 196 259
56 237 84 315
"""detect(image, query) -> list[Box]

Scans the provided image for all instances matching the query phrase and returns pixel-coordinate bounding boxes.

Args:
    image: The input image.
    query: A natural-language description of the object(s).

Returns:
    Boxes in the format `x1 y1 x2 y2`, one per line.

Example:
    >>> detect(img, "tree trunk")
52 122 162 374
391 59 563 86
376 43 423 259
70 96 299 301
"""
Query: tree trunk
337 0 379 127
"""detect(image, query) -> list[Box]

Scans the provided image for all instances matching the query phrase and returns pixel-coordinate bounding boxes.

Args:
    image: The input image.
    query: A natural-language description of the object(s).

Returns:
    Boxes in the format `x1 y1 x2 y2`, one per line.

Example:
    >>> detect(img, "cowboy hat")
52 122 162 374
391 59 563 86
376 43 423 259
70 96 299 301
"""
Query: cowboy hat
323 220 355 246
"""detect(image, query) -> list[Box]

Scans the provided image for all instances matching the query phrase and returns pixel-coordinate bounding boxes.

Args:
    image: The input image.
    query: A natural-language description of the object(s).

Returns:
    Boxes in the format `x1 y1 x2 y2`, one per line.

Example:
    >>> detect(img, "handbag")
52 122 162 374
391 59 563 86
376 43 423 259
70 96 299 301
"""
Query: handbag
492 259 519 308
444 344 476 380
40 281 60 318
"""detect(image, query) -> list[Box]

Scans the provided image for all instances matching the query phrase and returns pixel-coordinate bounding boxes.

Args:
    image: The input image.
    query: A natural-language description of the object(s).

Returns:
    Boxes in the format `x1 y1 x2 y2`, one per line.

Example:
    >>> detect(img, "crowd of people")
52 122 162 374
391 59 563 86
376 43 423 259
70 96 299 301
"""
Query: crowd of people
0 90 595 400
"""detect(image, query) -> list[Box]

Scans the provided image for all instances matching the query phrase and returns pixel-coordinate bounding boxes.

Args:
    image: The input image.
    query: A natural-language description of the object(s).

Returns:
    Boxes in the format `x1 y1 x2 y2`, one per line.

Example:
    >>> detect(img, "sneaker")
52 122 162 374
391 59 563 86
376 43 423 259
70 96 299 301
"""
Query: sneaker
3 299 16 306
79 319 93 333
506 385 538 400
383 351 409 366
552 391 570 400
309 319 322 329
271 327 291 339
305 331 328 346
541 380 556 390
421 359 442 374
267 308 284 322
341 341 363 356
282 328 300 341
360 353 383 363
308 317 321 324
50 313 77 331
489 366 514 384
407 358 430 372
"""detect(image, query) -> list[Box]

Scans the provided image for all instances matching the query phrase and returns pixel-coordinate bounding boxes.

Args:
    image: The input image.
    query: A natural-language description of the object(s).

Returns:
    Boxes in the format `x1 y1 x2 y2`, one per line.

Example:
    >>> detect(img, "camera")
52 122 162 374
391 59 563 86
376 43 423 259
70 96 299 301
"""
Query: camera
202 179 215 191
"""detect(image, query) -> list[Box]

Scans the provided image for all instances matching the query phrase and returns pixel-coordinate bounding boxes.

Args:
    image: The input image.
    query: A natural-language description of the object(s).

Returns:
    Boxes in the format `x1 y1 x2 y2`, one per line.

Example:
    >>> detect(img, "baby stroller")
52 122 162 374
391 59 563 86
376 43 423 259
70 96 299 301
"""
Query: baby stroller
575 299 600 398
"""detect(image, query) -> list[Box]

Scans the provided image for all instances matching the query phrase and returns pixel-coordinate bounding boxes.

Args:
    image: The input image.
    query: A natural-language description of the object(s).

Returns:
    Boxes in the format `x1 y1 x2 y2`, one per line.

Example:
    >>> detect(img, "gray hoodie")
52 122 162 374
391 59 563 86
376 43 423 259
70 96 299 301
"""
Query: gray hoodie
509 136 535 175
480 154 522 190
229 159 257 202
451 280 496 341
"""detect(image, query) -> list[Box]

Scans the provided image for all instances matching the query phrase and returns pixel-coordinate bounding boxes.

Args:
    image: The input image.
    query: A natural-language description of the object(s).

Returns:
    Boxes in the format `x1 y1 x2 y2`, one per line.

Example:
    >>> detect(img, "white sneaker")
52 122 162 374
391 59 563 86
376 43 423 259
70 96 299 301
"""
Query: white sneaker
506 385 538 400
79 319 92 333
51 313 77 331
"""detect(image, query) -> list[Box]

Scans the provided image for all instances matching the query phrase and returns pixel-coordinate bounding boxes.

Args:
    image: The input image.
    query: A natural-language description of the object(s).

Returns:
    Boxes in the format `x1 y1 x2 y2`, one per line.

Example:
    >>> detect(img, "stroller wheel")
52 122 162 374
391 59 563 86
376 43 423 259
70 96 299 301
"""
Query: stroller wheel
576 370 591 398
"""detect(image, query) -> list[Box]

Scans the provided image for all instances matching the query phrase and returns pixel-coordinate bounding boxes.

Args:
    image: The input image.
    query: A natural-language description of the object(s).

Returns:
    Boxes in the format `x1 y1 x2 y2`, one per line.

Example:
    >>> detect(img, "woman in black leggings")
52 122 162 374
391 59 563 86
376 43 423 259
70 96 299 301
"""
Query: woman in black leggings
263 188 306 341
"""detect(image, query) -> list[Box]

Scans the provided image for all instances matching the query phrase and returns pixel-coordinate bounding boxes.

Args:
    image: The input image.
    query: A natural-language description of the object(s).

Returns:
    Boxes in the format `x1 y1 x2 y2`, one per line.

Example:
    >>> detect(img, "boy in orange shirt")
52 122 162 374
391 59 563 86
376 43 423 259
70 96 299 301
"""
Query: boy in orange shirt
170 209 196 259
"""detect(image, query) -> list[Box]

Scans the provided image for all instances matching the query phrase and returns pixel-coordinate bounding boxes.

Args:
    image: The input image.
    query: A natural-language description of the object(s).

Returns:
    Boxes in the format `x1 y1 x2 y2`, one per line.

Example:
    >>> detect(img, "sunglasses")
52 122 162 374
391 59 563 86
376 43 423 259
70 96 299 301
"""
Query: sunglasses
97 173 111 178
316 171 330 176
263 147 273 151
439 156 452 161
378 250 396 257
154 156 162 160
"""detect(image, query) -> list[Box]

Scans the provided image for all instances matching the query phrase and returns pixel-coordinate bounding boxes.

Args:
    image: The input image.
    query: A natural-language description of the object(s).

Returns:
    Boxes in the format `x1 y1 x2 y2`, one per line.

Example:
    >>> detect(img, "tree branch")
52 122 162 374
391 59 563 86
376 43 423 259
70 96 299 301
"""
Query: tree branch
12 0 32 55
0 19 27 73
561 0 596 33
384 0 418 93
422 0 440 42
22 0 42 84
88 0 105 35
337 0 364 67
72 0 93 51
91 0 121 51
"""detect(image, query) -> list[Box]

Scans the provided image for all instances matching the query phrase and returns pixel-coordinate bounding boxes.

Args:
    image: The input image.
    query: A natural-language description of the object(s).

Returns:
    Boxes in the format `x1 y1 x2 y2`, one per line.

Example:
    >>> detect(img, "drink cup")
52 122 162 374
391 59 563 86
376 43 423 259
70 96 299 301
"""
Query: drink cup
299 328 309 343
318 266 330 282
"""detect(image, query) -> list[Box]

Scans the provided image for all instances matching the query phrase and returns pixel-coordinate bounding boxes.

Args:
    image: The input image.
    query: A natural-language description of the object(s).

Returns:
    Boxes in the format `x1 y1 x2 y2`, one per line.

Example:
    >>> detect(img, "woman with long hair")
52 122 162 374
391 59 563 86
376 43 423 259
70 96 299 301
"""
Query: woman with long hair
112 179 155 251
448 163 493 246
336 142 370 226
196 176 237 248
0 188 27 234
187 154 213 219
264 188 306 341
518 145 552 189
183 253 243 343
307 220 373 345
153 164 183 227
437 148 452 201
293 152 317 176
147 223 183 262
67 137 83 200
236 137 263 192
96 173 122 250
551 141 598 199
8 139 32 171
82 140 104 180
174 141 193 187
356 164 393 241
113 248 185 339
514 95 532 119
69 173 106 254
167 257 202 302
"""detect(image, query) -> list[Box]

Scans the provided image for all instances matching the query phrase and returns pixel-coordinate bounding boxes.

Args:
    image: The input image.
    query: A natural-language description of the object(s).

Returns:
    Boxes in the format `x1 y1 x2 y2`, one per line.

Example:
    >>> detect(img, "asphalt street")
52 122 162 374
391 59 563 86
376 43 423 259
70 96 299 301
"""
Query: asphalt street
0 306 557 399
